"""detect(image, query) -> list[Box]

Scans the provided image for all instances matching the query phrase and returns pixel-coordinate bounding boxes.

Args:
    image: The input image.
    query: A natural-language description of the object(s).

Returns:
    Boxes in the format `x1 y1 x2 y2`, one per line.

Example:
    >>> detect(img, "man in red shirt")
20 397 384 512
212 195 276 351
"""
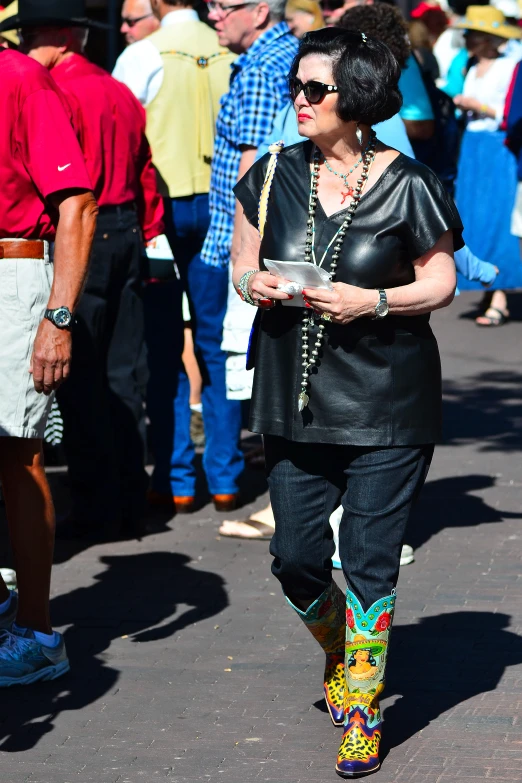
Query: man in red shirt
0 44 97 685
3 0 167 540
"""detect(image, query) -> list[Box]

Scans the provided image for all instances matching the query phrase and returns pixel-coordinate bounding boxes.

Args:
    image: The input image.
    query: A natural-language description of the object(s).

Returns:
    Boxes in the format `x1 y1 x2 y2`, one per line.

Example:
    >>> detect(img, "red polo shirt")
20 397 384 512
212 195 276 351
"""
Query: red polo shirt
51 54 164 241
0 50 91 240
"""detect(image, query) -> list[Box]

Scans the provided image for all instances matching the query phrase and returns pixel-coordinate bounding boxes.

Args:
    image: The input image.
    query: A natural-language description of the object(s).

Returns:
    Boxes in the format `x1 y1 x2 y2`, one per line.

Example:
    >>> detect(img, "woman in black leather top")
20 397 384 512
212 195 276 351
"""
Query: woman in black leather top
233 28 462 778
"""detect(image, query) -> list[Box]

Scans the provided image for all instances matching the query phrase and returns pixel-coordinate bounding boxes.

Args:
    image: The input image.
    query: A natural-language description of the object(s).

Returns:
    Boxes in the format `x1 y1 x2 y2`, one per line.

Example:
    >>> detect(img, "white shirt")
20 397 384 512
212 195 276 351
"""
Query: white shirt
463 55 517 132
112 9 199 105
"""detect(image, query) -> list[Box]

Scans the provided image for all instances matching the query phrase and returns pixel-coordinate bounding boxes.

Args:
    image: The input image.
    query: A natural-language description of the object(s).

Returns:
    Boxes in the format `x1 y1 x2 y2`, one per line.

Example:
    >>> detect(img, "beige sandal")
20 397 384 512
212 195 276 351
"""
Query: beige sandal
219 518 274 539
219 503 275 540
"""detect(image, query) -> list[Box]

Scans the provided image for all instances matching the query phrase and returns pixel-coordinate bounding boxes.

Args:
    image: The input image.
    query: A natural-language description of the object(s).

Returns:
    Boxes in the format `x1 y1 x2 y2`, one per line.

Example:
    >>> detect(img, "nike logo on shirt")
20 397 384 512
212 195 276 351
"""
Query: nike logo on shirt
57 163 71 172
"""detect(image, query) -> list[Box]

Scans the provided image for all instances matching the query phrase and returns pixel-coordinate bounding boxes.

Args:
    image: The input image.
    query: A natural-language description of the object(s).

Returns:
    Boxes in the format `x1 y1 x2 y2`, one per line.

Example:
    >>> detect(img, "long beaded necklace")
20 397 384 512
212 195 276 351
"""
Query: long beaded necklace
323 135 373 205
298 131 377 412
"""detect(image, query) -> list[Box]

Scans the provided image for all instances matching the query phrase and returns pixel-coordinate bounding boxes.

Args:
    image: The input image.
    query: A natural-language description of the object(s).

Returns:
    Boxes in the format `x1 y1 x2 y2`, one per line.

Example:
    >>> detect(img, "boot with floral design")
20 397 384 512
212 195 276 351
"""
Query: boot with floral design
286 581 346 726
336 588 395 777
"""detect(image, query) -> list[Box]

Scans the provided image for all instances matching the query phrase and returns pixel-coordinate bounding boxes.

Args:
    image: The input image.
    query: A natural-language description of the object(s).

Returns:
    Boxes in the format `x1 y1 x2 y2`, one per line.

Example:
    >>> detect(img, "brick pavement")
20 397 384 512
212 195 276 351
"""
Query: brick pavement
0 291 522 782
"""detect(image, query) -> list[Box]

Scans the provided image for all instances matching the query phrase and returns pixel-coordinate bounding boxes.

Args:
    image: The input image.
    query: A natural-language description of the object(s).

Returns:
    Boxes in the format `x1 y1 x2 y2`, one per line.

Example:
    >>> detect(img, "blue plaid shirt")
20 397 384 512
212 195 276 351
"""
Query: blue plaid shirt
201 22 298 267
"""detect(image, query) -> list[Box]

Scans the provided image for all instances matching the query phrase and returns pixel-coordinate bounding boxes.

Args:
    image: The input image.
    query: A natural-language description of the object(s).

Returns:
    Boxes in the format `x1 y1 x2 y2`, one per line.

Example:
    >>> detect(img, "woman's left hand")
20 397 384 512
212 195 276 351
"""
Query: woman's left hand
302 283 376 324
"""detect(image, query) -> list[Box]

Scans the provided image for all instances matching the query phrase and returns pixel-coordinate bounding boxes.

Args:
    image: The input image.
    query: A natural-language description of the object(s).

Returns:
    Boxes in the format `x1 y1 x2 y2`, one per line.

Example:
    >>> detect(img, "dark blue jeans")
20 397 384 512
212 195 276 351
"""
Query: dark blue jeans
158 194 243 496
265 436 434 611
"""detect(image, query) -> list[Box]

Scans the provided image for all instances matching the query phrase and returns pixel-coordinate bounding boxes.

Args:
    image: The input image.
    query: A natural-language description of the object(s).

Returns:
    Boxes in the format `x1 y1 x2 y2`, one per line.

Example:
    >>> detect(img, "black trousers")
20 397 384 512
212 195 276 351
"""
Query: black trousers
265 435 434 611
57 206 148 530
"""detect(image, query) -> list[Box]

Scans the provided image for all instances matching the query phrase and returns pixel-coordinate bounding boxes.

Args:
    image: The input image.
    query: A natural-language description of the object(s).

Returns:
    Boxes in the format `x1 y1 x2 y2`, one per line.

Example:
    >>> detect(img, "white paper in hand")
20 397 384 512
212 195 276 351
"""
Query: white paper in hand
145 233 174 260
264 258 333 307
145 234 180 279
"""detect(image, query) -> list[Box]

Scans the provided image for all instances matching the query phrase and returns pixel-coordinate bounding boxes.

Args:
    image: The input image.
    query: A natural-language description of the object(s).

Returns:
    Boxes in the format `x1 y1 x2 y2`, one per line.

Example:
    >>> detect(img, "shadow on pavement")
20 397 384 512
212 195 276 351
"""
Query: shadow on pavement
382 611 522 756
45 448 268 566
0 551 228 753
407 473 519 552
443 370 522 451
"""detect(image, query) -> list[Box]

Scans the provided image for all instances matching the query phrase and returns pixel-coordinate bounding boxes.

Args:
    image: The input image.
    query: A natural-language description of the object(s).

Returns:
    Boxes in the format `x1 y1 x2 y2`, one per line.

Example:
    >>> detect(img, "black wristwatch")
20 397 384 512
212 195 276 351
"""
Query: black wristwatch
374 290 389 319
44 306 73 329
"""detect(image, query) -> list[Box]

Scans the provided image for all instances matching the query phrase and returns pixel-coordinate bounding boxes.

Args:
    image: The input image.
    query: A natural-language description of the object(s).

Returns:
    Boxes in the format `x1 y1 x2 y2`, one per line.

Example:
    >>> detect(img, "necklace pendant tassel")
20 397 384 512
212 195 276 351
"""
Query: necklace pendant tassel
298 391 310 412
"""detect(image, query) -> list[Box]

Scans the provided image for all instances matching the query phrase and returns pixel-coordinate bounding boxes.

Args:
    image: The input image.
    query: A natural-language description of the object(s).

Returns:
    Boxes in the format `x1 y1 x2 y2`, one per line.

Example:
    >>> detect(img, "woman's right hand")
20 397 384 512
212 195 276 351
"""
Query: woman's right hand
249 271 294 305
453 95 480 113
481 266 499 288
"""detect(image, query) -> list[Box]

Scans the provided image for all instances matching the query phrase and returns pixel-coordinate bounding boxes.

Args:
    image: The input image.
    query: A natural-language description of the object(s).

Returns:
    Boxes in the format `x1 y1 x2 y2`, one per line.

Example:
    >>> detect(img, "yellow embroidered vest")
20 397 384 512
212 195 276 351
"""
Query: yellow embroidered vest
146 21 234 198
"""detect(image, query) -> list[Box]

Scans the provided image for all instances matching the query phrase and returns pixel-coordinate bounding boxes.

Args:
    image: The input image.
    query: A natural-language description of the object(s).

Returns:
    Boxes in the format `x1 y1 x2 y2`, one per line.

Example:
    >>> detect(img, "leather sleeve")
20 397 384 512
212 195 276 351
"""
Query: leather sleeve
393 162 464 259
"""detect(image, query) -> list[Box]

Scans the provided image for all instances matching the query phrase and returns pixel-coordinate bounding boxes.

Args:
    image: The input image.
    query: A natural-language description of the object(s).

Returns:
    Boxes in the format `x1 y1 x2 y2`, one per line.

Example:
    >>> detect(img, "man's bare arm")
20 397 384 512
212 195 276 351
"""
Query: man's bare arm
47 188 99 311
231 146 258 265
30 189 98 395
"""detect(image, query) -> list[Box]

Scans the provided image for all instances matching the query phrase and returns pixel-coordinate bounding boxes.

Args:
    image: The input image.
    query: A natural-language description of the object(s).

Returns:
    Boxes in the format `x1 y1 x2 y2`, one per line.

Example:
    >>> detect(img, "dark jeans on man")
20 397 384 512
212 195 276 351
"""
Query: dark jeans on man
156 194 243 497
57 204 148 533
265 436 434 611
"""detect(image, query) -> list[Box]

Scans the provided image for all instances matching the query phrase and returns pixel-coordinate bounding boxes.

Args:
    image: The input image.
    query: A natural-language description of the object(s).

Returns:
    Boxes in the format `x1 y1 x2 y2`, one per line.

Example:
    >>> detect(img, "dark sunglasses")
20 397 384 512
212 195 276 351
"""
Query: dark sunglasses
289 77 339 104
320 0 345 11
121 13 153 27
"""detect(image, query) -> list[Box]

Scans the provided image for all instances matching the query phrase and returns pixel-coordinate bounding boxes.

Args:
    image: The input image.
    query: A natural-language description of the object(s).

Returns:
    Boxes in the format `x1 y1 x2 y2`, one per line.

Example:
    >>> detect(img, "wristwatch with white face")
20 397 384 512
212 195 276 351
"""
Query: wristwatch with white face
374 289 389 319
44 306 73 329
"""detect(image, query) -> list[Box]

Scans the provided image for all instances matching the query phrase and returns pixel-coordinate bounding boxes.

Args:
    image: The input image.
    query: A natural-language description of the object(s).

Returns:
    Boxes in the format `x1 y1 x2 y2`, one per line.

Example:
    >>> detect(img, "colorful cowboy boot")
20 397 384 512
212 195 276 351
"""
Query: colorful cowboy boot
286 581 346 726
336 588 395 778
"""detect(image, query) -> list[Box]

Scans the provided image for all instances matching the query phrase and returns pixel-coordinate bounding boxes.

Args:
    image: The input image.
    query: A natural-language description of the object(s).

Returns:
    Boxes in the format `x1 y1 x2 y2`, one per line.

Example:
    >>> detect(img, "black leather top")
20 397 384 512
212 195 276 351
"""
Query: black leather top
234 141 464 446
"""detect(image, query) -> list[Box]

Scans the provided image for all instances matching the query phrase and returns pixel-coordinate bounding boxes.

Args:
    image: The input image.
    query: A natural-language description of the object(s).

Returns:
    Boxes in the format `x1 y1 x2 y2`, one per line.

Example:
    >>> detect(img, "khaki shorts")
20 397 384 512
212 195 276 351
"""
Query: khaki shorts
511 182 522 238
0 243 54 439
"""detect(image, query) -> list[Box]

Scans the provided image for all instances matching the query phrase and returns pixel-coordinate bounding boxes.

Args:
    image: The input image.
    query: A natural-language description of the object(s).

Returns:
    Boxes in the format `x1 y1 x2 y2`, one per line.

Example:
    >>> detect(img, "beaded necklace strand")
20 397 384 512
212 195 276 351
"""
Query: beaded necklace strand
298 131 377 412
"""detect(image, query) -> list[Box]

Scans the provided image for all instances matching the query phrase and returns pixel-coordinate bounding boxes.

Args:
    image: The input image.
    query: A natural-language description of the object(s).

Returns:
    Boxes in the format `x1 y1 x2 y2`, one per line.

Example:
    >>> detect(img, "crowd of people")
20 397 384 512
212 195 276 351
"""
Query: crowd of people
0 0 522 777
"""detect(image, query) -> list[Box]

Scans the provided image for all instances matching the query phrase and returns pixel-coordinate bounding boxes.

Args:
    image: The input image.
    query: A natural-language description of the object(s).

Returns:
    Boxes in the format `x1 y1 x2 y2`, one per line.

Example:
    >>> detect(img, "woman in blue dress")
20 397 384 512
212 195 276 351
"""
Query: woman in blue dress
453 5 521 325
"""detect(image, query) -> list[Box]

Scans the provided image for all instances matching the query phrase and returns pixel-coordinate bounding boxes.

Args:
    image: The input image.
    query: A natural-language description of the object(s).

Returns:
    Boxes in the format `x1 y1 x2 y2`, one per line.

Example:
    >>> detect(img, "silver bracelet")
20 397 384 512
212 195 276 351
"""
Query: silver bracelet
237 270 258 306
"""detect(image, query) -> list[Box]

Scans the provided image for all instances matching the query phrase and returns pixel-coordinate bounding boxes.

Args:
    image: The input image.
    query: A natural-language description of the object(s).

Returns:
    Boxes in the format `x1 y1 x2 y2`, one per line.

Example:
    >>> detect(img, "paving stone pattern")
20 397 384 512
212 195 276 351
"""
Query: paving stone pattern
1 292 522 782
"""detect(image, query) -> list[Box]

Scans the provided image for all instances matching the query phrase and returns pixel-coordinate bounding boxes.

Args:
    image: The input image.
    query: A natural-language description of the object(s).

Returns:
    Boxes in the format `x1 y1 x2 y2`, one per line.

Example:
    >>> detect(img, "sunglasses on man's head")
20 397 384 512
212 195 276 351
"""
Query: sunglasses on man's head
289 77 339 104
121 13 153 26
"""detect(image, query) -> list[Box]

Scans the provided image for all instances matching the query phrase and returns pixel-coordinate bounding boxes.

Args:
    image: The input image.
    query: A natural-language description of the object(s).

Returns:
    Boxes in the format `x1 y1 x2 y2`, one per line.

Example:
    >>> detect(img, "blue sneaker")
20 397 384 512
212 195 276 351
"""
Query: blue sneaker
0 628 69 686
0 591 17 630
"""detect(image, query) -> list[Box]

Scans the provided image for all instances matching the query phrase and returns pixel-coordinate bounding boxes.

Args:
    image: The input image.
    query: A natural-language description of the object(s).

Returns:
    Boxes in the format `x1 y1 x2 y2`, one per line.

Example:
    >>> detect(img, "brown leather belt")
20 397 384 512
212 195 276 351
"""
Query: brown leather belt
0 240 45 260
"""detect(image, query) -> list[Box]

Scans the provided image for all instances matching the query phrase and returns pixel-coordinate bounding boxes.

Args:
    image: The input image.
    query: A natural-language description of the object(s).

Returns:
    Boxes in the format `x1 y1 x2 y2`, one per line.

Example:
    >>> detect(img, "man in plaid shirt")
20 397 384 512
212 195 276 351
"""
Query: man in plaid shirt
202 3 298 269
180 0 297 506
